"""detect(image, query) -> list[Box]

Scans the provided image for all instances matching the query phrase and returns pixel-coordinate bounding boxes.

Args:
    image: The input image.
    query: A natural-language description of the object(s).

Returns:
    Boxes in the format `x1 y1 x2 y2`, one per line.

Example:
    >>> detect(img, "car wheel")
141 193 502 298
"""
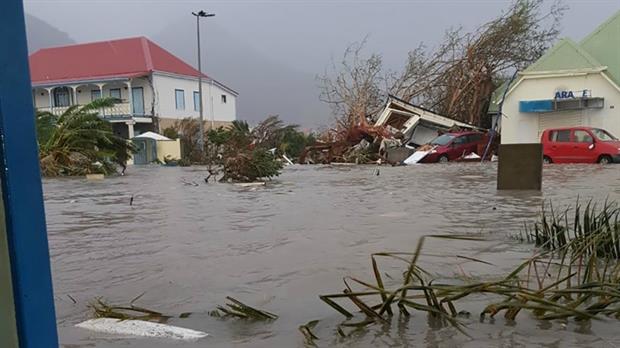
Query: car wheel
543 156 552 164
598 155 612 164
438 155 449 163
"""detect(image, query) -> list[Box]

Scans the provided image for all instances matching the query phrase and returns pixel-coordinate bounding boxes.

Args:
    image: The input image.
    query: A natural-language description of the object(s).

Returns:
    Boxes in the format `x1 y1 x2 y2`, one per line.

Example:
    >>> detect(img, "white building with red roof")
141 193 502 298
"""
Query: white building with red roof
29 36 237 138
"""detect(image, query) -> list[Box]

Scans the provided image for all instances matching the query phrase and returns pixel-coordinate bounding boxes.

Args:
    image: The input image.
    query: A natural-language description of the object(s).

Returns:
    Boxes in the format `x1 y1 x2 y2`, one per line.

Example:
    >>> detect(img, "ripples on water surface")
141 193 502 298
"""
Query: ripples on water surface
44 163 620 347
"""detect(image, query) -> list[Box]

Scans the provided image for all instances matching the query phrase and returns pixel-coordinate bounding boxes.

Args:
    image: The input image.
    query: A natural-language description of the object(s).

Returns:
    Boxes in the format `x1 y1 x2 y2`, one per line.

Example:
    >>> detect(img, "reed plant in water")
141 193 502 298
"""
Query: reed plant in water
320 219 620 337
523 199 620 259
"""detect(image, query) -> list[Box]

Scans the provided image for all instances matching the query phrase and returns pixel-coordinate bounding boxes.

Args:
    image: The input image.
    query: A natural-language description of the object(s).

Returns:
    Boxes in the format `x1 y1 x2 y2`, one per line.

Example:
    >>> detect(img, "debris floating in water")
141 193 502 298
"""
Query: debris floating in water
234 182 266 188
213 296 278 320
75 318 208 341
298 319 320 345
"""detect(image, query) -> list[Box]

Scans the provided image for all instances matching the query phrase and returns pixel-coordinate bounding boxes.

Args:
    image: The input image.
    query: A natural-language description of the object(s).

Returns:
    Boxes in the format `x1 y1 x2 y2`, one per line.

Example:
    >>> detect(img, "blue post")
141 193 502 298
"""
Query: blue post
0 0 59 347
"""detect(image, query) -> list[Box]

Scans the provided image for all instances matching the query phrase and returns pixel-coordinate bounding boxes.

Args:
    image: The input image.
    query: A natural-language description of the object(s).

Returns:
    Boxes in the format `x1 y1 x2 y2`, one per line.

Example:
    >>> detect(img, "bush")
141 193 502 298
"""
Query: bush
221 149 283 182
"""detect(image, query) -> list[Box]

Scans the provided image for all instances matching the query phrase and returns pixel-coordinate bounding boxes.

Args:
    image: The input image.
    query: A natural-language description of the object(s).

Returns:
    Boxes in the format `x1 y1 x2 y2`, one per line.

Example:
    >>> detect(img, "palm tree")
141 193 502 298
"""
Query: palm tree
35 98 136 176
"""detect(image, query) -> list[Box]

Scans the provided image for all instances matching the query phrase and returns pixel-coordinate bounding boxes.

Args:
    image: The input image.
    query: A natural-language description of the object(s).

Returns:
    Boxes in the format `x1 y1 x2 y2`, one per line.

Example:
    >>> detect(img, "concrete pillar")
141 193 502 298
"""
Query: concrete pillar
126 80 133 115
96 83 105 99
70 85 78 106
497 144 543 190
126 120 136 166
46 87 53 110
127 121 135 139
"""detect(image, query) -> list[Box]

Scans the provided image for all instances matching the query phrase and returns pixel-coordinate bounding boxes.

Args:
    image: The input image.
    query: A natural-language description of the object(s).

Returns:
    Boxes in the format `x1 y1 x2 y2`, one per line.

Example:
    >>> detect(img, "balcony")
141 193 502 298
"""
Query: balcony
36 102 151 122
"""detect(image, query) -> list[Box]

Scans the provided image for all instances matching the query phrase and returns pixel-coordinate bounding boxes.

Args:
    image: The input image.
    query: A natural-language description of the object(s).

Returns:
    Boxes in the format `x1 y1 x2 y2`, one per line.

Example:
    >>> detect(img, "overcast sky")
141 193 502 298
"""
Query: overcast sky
22 0 619 126
23 0 619 74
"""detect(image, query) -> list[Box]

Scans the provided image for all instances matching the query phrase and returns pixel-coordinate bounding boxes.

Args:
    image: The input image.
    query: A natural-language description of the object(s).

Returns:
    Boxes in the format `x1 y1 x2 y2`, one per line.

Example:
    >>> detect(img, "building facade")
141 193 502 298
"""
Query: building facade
491 11 620 144
29 37 237 139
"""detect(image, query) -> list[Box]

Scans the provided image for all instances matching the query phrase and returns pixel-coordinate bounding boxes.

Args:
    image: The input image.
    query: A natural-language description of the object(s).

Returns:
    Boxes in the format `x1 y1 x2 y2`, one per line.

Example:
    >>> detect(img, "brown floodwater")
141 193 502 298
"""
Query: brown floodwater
44 163 620 347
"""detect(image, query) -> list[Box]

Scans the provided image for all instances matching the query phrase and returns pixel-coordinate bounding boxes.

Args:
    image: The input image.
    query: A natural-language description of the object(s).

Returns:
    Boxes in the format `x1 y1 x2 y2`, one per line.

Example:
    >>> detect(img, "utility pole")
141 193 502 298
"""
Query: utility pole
192 10 215 159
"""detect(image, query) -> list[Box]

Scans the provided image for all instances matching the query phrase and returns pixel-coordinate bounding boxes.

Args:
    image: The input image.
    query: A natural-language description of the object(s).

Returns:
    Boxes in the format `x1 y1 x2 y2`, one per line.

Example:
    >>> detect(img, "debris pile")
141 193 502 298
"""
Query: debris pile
300 96 483 165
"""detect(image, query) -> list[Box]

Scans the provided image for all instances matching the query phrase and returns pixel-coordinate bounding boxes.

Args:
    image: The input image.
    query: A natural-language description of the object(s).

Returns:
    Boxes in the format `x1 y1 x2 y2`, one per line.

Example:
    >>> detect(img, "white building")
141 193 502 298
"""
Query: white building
490 11 620 144
29 36 237 138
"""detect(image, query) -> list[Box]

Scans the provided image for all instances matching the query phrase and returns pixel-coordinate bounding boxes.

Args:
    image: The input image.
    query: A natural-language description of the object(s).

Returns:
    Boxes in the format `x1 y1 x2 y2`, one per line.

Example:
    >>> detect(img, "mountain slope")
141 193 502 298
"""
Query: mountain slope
25 14 75 53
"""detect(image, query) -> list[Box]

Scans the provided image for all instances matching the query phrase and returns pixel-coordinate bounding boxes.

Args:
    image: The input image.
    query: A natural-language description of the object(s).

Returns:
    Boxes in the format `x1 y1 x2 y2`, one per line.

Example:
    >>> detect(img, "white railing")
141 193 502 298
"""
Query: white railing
36 103 142 119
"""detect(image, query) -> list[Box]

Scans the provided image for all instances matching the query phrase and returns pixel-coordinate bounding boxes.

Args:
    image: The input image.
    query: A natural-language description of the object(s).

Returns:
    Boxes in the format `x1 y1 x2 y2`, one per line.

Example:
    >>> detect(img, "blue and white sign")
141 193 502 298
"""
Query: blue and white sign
554 89 591 99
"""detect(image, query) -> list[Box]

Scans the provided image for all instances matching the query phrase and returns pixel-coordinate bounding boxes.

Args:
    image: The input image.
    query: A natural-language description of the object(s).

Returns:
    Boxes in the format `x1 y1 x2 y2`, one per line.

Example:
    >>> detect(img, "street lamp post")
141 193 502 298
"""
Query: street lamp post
192 10 215 159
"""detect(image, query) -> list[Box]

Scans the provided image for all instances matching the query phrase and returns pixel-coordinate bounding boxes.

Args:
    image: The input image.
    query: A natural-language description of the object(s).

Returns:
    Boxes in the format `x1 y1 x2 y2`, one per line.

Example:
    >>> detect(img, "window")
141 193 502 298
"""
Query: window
193 91 200 112
573 130 593 143
591 128 618 142
53 87 71 107
91 89 101 101
175 89 185 110
430 134 454 146
453 136 468 145
221 94 227 104
550 130 571 142
467 134 482 143
109 88 121 100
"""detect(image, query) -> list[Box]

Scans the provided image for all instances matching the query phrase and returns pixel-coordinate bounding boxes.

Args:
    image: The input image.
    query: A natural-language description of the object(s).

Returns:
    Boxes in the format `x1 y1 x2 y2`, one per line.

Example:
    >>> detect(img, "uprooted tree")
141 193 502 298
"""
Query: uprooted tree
168 115 313 182
319 0 566 130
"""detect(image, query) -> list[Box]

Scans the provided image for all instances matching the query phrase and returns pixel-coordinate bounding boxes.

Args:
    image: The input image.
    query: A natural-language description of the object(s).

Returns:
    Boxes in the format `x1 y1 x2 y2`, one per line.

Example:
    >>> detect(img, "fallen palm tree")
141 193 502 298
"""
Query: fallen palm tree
36 98 135 176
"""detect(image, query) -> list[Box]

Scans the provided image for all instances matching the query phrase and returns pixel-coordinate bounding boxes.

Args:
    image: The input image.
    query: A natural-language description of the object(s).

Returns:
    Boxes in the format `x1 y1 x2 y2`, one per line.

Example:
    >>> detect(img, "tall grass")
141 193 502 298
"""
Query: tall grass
523 200 620 258
320 204 620 337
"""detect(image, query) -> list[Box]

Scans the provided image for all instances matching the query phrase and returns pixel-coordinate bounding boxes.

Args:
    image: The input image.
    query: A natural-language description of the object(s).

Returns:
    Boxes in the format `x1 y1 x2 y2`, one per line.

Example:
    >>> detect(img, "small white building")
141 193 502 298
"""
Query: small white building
29 36 238 138
491 11 620 144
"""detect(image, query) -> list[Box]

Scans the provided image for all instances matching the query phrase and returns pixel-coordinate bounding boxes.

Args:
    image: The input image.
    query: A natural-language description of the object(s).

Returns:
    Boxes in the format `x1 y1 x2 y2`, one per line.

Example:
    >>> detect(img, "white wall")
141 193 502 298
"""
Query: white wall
151 73 236 122
501 72 620 144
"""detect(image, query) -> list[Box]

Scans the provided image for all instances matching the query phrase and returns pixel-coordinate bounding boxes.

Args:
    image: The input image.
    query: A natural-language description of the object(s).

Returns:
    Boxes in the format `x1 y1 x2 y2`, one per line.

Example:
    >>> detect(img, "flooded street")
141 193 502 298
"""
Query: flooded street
45 163 620 347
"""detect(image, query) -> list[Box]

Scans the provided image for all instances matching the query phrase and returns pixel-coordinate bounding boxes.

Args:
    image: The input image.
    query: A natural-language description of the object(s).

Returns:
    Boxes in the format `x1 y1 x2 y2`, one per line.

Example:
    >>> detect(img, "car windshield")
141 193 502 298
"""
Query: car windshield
591 128 618 141
430 134 455 146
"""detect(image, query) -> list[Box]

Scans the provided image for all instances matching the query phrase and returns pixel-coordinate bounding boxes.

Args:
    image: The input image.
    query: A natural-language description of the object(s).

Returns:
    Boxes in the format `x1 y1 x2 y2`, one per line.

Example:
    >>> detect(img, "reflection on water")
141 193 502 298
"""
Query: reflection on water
44 163 620 347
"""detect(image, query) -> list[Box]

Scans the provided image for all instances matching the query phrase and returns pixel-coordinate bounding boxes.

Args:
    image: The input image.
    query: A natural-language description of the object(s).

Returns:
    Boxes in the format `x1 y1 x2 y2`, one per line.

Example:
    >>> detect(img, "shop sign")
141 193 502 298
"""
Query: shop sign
554 89 591 99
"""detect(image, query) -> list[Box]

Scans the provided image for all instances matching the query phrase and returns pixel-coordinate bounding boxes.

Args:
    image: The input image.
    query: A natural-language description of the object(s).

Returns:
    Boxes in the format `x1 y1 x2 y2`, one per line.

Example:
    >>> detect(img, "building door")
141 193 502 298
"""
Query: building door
131 87 144 115
132 139 148 164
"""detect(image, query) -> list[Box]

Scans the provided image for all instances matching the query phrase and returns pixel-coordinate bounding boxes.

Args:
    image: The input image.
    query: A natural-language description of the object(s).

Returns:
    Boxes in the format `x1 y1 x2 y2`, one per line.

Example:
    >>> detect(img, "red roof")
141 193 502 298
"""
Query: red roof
29 37 207 85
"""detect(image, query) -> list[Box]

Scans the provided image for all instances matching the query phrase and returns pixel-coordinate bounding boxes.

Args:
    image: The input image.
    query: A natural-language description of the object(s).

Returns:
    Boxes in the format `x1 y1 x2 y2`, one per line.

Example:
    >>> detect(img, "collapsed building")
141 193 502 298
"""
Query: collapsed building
300 95 484 164
374 95 480 148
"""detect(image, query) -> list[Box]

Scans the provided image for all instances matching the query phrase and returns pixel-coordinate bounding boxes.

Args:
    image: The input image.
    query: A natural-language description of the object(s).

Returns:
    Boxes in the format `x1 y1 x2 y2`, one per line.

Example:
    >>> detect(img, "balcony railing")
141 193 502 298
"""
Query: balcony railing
36 103 149 120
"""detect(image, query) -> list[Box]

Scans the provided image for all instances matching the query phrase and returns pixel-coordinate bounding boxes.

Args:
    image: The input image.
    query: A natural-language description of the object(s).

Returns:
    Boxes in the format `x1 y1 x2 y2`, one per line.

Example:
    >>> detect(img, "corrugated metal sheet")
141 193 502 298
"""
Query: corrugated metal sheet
538 111 584 138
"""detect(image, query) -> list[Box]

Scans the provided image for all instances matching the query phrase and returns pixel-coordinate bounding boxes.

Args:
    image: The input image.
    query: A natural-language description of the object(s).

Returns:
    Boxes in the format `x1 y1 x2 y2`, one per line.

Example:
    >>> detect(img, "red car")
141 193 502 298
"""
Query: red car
420 131 487 163
541 127 620 164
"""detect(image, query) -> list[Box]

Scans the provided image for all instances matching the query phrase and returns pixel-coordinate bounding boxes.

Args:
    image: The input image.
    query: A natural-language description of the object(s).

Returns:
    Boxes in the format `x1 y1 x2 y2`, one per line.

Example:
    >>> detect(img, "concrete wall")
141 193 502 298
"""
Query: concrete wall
501 72 620 144
157 118 232 132
0 196 19 348
156 139 182 162
151 73 236 122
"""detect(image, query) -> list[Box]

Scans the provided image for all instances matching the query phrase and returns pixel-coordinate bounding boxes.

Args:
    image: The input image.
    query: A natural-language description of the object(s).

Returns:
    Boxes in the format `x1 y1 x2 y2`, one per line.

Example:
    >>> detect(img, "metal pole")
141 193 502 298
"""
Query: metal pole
196 14 205 157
